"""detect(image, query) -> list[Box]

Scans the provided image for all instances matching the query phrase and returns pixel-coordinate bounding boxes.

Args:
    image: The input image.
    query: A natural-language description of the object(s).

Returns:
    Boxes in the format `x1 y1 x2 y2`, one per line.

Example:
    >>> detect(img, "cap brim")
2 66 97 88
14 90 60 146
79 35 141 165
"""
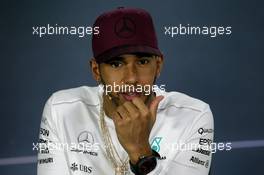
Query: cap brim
95 45 162 63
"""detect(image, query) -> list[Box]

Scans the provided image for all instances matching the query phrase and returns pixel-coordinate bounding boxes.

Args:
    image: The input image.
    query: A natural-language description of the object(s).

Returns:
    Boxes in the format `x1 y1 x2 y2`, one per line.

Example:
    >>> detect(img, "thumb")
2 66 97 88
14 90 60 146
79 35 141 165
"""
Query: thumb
149 95 164 121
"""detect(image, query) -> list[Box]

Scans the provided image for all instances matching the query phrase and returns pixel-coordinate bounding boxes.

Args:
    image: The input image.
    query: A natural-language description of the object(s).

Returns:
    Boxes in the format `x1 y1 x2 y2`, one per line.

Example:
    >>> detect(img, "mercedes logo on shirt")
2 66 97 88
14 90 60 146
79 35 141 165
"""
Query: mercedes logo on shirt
114 17 136 38
77 131 94 144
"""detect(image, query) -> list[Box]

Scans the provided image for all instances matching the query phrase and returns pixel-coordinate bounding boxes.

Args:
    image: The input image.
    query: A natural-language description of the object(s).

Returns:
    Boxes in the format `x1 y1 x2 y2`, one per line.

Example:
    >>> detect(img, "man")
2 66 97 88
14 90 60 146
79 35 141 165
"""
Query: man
37 7 214 175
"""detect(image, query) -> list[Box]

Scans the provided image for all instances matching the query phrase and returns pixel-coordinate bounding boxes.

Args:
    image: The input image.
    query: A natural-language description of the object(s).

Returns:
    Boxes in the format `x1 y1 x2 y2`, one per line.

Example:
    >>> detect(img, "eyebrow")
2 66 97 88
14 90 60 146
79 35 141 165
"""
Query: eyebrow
105 53 155 63
133 53 154 58
105 56 124 63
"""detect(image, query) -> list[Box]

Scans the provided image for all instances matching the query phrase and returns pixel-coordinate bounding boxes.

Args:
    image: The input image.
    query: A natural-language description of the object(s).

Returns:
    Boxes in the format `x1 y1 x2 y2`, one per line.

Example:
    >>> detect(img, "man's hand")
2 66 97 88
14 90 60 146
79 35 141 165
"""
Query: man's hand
111 95 164 163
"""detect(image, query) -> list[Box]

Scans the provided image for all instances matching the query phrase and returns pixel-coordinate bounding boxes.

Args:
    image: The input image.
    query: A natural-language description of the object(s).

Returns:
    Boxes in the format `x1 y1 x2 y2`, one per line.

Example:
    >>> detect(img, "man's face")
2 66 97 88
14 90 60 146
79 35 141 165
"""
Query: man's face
91 53 163 105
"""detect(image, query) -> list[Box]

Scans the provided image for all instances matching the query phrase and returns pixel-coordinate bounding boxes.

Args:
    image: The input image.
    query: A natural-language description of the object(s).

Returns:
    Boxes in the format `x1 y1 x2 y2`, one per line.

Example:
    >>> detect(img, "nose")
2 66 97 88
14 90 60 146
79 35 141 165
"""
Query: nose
123 63 138 84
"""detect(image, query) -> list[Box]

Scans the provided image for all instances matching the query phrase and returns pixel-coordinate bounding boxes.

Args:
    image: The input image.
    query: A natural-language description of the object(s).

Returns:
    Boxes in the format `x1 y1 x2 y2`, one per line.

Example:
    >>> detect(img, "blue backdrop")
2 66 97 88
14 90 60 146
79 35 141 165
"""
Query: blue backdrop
1 0 264 174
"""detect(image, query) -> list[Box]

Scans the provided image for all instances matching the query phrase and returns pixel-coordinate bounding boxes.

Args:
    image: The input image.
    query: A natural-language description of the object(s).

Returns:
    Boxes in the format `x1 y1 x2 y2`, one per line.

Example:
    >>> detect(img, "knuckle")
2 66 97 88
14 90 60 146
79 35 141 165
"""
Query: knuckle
142 110 150 117
125 117 131 122
116 120 124 126
116 106 124 113
116 106 121 112
123 102 132 109
133 112 140 118
123 101 131 106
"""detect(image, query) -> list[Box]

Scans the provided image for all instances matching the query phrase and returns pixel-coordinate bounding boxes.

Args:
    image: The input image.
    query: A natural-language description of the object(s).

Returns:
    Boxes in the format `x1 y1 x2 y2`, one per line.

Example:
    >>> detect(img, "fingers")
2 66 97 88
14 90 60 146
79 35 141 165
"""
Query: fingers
113 97 147 123
130 97 149 118
122 101 142 122
111 111 122 124
116 105 129 119
112 96 164 124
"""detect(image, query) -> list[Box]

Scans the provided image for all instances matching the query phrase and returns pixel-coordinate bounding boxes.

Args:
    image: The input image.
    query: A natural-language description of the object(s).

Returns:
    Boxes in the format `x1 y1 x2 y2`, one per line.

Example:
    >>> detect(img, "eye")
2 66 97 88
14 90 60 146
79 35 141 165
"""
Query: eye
109 61 123 68
138 58 150 65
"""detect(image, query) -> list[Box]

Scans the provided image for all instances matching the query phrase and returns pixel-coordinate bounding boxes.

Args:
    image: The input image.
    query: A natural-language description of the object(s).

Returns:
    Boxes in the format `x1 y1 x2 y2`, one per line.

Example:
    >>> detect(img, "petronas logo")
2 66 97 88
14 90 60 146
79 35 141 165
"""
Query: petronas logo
151 137 162 152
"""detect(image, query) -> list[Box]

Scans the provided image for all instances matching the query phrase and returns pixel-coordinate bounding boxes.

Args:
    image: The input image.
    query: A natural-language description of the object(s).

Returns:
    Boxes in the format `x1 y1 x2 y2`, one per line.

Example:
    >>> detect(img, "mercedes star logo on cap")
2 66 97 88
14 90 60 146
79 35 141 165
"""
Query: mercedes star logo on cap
114 17 136 38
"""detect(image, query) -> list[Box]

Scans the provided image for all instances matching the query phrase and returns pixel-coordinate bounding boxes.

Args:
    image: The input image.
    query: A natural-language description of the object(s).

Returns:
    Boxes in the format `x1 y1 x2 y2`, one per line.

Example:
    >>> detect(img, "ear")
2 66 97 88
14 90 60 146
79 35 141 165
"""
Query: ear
155 55 164 77
89 58 101 81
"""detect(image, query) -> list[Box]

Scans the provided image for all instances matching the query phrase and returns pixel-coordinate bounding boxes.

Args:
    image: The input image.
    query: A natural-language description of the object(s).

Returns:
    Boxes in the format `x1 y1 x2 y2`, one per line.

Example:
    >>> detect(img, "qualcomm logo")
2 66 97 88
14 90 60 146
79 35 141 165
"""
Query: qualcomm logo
151 137 162 152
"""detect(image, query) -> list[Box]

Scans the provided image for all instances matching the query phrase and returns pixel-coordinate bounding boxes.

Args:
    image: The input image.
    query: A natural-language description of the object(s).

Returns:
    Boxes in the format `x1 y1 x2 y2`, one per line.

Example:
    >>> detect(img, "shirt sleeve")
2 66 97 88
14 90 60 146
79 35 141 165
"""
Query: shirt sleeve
37 95 70 175
148 105 214 175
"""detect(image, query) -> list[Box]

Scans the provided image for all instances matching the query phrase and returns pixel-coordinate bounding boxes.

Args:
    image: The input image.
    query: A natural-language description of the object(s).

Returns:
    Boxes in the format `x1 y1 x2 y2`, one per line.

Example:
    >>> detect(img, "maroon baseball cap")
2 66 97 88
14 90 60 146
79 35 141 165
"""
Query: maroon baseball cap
92 7 162 63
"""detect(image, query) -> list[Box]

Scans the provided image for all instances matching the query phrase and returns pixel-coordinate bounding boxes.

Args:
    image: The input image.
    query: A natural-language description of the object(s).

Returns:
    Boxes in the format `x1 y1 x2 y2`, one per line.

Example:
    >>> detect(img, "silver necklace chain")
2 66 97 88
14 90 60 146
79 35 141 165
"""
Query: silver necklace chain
99 95 130 175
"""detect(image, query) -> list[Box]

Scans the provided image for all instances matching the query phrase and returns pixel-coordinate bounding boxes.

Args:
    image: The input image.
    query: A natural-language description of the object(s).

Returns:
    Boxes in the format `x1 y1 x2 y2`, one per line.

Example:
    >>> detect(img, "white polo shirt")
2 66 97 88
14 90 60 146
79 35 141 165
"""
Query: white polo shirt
37 86 214 175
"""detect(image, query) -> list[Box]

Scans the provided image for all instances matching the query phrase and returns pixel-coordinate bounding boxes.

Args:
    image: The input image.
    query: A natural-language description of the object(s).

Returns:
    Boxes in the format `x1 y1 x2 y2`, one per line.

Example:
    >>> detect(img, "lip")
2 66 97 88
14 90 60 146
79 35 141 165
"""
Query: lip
120 92 141 101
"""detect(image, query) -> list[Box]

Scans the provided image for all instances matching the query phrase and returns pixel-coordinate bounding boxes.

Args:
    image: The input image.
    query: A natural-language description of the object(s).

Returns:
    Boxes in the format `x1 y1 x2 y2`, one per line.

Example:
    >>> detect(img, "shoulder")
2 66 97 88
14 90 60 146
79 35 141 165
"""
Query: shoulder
156 90 214 140
48 86 100 106
158 90 210 113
